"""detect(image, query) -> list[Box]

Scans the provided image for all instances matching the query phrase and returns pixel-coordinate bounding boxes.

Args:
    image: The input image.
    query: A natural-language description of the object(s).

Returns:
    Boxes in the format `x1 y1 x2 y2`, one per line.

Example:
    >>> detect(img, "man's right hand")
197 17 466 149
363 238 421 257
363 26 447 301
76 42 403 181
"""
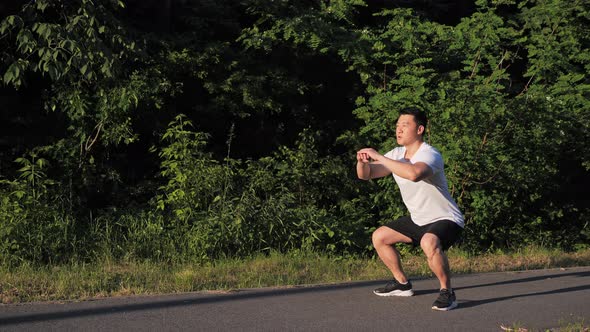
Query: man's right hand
357 151 370 163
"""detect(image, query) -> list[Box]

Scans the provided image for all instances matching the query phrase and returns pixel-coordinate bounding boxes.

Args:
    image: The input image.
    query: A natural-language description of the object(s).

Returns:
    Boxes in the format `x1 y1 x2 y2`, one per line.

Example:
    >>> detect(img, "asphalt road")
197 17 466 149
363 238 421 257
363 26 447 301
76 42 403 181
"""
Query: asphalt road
1 266 589 331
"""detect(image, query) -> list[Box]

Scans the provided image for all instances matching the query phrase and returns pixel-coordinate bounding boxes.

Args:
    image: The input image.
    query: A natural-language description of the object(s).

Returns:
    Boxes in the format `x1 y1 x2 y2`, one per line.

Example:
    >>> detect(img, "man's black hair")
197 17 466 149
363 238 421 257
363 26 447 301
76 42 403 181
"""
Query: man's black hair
398 107 428 130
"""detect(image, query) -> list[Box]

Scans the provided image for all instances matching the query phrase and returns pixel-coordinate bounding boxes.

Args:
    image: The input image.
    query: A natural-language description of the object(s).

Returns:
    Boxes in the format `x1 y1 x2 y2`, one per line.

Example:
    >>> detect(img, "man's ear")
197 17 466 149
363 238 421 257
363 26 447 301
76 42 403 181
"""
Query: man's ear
418 125 425 135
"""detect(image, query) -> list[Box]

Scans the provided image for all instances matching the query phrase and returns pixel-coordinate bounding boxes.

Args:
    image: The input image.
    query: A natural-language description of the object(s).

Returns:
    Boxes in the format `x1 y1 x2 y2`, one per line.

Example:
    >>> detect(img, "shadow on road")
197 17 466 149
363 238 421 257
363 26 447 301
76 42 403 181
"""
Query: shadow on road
1 270 588 325
452 270 590 310
457 284 590 309
0 280 383 326
455 270 590 291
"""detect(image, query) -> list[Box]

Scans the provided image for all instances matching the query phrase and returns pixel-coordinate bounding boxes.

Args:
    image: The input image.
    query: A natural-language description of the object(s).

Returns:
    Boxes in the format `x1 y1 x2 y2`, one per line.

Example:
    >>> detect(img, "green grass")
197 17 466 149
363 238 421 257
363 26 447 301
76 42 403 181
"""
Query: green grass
500 317 588 331
1 245 589 304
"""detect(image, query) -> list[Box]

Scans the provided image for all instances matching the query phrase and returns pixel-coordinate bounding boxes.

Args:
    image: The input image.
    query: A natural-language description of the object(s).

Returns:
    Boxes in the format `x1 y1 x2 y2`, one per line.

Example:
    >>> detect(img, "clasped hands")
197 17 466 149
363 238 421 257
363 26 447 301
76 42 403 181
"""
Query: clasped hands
356 148 382 163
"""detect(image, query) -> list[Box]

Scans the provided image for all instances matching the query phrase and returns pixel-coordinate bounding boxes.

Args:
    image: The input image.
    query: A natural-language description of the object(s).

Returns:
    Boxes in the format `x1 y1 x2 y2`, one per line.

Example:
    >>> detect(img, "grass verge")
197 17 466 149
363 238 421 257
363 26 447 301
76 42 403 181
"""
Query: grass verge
500 317 588 331
1 245 589 304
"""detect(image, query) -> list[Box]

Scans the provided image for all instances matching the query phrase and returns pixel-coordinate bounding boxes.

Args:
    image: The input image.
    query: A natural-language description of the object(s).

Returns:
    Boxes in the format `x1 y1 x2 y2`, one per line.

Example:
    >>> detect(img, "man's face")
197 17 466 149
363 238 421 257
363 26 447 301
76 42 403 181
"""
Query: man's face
396 114 423 146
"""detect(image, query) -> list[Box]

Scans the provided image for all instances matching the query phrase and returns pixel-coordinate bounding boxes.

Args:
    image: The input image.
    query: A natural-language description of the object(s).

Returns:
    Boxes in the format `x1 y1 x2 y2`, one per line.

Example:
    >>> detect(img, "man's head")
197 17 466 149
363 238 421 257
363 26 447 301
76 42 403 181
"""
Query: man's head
396 107 428 146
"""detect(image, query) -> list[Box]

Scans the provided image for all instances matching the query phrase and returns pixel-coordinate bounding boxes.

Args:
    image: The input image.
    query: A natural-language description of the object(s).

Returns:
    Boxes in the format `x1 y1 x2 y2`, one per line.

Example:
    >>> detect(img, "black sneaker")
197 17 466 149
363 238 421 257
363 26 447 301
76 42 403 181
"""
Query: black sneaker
373 279 414 297
432 288 458 311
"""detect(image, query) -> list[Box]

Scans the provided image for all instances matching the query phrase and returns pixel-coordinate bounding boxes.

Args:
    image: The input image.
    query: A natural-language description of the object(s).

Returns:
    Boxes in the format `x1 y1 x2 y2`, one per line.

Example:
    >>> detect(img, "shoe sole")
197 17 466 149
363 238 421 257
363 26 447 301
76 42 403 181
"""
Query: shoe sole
373 289 414 297
432 301 458 311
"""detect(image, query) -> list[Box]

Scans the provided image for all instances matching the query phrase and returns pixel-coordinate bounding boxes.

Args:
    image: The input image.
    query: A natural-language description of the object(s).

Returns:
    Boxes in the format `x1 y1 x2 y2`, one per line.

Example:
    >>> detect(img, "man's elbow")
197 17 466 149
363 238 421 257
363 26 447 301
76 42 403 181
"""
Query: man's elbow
408 171 425 182
407 164 432 182
408 175 420 182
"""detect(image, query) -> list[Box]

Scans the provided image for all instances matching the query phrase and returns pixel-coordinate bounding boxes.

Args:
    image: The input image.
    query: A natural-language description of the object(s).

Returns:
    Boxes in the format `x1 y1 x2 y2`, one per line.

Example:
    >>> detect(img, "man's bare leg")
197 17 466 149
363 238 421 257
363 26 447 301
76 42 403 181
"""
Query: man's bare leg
372 226 413 283
420 233 451 290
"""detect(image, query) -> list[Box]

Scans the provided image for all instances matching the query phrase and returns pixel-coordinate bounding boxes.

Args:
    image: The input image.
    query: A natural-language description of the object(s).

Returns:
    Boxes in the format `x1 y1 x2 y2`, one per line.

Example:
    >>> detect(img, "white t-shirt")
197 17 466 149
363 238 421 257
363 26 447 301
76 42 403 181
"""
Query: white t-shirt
384 143 464 227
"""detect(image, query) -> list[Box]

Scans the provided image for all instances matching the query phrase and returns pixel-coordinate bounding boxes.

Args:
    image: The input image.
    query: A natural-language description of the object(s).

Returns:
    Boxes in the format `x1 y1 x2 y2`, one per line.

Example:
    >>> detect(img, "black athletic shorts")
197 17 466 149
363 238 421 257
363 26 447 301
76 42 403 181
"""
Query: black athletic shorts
385 216 463 251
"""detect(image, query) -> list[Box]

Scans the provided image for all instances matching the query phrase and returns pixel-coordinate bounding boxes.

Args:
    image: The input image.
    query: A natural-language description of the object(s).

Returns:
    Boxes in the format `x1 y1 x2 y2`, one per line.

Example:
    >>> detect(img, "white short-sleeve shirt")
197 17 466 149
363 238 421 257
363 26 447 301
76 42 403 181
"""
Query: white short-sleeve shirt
384 143 464 227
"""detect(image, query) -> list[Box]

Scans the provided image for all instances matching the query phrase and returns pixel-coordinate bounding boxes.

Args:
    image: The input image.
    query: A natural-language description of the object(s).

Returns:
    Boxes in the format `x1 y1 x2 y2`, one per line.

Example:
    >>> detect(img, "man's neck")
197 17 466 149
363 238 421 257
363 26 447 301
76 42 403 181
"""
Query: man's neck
404 140 424 159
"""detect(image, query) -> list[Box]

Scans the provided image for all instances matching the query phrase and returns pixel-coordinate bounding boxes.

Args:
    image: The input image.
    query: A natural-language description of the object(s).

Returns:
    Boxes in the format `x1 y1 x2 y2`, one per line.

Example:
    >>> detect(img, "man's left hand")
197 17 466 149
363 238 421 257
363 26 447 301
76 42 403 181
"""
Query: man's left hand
358 148 382 162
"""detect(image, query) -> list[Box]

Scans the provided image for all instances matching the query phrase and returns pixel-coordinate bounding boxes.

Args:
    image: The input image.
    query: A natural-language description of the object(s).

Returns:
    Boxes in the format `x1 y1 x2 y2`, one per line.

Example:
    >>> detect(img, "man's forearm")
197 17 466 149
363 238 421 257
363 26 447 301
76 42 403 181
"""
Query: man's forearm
374 156 428 182
357 161 370 180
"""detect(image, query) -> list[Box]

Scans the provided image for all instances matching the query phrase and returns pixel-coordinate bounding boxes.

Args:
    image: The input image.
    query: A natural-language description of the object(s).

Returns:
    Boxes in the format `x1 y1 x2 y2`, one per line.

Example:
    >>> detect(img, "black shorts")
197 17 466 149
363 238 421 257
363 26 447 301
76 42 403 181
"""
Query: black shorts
385 216 463 251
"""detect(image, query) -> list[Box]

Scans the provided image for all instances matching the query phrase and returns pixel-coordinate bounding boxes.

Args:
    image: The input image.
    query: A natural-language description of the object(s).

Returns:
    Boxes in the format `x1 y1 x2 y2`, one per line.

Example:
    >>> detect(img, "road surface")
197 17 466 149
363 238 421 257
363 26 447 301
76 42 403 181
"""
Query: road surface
1 266 589 331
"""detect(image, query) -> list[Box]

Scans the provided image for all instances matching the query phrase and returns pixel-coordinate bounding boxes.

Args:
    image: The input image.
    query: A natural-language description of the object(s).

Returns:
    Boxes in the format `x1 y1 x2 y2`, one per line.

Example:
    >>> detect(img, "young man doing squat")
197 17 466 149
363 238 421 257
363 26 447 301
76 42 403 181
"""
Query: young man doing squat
356 107 464 311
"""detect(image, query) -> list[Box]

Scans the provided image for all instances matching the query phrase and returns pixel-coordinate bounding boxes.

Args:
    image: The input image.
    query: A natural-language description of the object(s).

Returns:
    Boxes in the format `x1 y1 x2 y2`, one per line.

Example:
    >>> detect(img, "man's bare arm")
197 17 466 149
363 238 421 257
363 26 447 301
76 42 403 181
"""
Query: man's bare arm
358 148 432 182
356 151 392 180
357 160 392 180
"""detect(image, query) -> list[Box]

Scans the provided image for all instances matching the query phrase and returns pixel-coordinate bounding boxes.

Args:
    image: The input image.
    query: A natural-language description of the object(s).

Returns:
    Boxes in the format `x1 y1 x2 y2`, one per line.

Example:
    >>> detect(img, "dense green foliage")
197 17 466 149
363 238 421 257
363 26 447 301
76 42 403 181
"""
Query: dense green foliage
0 0 588 265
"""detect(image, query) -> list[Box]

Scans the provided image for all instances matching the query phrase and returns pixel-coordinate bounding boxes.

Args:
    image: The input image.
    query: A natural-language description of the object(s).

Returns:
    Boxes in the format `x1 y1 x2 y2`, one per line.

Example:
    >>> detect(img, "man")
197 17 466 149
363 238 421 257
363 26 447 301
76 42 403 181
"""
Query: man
356 107 464 311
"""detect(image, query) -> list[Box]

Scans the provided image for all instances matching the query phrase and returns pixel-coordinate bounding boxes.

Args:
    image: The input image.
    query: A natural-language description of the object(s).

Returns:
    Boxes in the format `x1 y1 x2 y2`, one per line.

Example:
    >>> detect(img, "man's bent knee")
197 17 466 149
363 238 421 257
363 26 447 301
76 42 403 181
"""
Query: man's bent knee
372 226 410 247
420 233 442 258
372 227 389 247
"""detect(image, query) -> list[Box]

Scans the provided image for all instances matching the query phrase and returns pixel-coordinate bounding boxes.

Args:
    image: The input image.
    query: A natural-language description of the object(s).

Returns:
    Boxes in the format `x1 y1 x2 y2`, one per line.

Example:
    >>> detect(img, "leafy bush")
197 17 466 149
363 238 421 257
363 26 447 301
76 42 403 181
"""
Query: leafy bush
0 1 587 265
0 154 77 265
